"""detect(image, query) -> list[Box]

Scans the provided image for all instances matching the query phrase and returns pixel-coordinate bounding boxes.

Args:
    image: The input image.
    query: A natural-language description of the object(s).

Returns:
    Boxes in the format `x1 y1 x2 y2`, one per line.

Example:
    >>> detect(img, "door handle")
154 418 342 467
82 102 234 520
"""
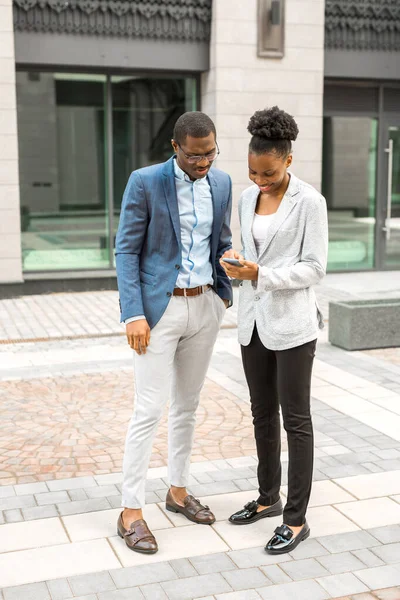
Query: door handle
384 138 394 241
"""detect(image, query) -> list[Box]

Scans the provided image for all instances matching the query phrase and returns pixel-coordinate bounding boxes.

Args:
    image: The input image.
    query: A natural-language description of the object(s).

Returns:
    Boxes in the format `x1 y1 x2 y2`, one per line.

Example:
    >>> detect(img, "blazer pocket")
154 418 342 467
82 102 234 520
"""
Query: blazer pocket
272 228 300 257
268 288 311 334
139 270 155 286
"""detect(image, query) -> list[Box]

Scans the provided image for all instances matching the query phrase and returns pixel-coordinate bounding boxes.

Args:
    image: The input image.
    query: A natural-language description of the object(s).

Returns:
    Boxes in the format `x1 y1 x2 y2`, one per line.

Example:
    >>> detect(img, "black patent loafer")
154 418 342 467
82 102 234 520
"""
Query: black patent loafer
229 499 283 525
265 522 310 555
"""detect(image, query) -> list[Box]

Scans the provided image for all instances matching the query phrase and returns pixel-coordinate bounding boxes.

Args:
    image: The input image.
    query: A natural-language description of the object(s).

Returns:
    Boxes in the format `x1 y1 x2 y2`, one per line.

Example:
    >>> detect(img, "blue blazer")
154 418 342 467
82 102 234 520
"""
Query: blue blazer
115 156 233 328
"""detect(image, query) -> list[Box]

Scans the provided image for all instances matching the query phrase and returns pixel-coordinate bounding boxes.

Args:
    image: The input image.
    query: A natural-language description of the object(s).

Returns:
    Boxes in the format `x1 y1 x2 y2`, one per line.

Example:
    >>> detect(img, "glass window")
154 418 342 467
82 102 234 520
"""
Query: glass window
322 117 378 271
17 72 109 271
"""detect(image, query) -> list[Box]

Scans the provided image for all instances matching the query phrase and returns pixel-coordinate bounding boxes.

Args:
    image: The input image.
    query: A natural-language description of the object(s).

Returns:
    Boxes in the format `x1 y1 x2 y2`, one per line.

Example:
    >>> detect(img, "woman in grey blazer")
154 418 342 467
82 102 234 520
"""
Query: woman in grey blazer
221 107 328 555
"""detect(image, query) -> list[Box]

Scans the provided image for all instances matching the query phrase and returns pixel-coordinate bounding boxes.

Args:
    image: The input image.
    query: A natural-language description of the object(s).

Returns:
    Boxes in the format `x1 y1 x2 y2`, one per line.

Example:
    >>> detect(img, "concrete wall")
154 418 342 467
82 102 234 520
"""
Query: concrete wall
202 0 325 247
0 0 22 282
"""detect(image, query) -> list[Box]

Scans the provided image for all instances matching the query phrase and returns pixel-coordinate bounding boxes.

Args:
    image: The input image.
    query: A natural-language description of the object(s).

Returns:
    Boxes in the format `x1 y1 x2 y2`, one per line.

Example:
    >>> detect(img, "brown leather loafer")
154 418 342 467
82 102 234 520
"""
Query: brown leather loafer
117 512 158 554
166 489 216 525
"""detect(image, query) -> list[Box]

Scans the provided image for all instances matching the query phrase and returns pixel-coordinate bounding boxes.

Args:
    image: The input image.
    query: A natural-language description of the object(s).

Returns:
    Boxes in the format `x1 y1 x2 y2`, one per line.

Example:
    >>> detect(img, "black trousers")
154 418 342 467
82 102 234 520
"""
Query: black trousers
241 326 316 527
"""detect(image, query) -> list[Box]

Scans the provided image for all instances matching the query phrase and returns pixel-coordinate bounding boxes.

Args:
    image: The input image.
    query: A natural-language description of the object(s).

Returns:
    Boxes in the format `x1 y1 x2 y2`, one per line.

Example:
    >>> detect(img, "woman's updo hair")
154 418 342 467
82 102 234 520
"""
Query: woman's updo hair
248 106 299 158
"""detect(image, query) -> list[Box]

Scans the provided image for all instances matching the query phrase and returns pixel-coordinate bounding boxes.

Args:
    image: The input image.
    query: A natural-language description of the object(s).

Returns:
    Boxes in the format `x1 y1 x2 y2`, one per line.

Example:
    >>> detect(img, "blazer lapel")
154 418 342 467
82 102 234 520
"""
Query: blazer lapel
162 158 181 246
257 173 301 260
241 186 258 261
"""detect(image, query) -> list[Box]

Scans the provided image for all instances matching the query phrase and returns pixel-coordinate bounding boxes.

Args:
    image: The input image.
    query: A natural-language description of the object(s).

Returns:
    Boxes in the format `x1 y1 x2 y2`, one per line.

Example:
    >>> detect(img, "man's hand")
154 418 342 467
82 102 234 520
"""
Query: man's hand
220 256 259 281
126 319 151 355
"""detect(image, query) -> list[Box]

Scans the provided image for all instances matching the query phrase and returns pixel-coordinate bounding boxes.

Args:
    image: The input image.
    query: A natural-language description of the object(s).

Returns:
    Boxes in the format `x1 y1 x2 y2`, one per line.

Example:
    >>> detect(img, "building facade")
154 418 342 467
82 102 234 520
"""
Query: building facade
0 0 399 289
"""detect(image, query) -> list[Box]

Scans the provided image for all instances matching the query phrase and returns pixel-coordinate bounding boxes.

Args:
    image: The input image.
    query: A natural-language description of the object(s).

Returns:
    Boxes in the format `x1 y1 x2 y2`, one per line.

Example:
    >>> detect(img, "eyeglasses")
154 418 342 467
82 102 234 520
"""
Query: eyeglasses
176 142 220 164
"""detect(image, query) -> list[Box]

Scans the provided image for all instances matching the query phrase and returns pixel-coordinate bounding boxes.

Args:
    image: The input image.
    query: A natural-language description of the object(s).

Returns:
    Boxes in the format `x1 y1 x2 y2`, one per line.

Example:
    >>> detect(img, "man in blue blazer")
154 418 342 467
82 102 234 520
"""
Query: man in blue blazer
115 112 233 554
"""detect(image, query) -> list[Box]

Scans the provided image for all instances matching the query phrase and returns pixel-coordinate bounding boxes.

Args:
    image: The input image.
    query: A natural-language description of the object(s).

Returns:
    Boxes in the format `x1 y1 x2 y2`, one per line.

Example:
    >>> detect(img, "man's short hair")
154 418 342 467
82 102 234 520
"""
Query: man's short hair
173 111 216 145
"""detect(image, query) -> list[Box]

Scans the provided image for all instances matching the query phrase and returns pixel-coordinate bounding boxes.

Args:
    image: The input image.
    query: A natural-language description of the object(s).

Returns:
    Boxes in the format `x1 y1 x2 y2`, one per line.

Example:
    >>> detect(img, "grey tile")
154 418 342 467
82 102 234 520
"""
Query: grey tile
47 477 97 492
70 596 97 600
14 482 48 496
336 451 376 465
68 489 88 502
215 592 261 600
98 590 144 600
368 525 400 544
111 563 177 588
145 479 168 492
260 566 291 585
280 558 328 581
222 568 270 591
234 479 257 492
228 548 291 569
362 462 383 473
86 485 119 499
161 574 231 600
3 583 51 600
145 491 161 504
257 579 329 600
94 474 122 487
319 465 369 478
354 564 400 588
192 472 215 485
372 449 400 460
376 459 400 471
190 553 236 575
169 559 197 578
35 491 69 506
4 509 23 523
140 583 168 599
68 572 116 596
46 578 73 600
288 539 328 560
0 486 15 499
372 542 400 564
22 505 58 521
188 482 240 497
0 495 36 511
0 511 4 525
318 530 380 553
212 469 255 482
353 548 385 568
317 551 365 574
57 498 110 516
316 572 369 597
108 496 123 509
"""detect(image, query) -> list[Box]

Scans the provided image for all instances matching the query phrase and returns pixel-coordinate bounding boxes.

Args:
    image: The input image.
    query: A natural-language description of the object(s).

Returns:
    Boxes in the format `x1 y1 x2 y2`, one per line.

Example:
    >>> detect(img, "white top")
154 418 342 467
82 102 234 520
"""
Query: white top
252 212 276 256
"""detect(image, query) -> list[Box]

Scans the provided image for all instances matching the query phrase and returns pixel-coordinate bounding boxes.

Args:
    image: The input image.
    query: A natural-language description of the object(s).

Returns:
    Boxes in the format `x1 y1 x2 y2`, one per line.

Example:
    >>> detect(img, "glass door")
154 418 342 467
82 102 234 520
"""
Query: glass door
381 122 400 268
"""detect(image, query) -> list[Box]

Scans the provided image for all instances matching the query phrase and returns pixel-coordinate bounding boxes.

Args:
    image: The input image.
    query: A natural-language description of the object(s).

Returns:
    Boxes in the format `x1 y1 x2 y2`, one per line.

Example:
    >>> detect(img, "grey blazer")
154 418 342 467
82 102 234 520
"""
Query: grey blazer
238 173 328 351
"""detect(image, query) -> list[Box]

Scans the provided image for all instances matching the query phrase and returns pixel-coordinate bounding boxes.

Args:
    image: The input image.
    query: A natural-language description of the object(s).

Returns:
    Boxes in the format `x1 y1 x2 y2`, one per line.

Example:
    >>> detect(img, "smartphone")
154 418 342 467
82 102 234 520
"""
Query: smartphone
222 258 244 268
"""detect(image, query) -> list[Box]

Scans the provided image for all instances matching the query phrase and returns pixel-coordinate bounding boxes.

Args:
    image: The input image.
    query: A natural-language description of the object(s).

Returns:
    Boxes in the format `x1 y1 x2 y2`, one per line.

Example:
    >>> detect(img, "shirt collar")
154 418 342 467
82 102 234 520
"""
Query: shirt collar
173 157 193 183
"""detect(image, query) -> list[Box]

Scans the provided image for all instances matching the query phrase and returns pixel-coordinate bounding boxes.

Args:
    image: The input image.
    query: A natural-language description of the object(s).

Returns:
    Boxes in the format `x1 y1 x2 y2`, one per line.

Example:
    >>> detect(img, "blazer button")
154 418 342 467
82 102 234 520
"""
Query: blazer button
167 292 172 297
175 264 180 270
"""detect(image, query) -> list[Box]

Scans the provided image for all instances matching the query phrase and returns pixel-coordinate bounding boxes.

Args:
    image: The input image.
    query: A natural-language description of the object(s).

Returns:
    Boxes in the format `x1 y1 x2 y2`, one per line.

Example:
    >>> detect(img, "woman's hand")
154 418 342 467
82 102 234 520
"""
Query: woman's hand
220 254 259 281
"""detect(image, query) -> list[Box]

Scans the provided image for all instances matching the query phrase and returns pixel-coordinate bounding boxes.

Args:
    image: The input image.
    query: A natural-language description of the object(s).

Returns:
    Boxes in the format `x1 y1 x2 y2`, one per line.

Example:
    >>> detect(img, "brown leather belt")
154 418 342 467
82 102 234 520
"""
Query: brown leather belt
173 284 211 298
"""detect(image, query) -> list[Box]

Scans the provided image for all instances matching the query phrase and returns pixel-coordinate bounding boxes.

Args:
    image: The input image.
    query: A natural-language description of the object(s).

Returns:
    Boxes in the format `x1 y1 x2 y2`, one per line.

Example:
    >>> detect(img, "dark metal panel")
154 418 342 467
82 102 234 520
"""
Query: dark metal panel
14 33 209 72
324 83 379 114
384 88 400 112
325 49 400 81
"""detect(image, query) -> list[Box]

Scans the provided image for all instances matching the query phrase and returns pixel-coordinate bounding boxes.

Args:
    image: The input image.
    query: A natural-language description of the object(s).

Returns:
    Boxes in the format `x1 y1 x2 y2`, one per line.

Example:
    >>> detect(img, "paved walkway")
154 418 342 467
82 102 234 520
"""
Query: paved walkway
0 274 400 599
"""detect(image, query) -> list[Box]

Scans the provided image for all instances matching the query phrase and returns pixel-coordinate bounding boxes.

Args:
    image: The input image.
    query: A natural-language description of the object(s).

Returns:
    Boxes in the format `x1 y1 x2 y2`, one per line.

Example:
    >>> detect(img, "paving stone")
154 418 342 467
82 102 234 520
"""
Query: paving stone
70 596 97 600
257 579 329 600
336 452 377 465
192 472 215 485
0 512 4 525
234 479 257 492
375 587 400 600
259 565 291 585
35 492 69 506
4 509 23 523
46 578 73 600
222 568 270 591
189 482 240 497
47 477 97 492
57 498 110 516
98 590 144 600
362 463 384 474
215 592 261 600
212 469 255 482
320 465 369 479
161 574 231 600
228 548 292 569
22 505 58 521
169 559 197 578
376 459 400 471
14 482 48 496
190 553 237 575
145 491 162 504
108 496 123 508
368 525 400 544
317 551 366 574
318 531 381 553
111 563 177 588
140 583 168 599
0 495 36 511
280 558 329 581
68 490 88 502
353 549 385 568
3 582 51 600
68 572 116 596
86 485 119 499
372 449 400 460
0 486 15 499
371 542 400 564
288 539 328 559
145 479 169 492
317 572 369 596
355 565 400 588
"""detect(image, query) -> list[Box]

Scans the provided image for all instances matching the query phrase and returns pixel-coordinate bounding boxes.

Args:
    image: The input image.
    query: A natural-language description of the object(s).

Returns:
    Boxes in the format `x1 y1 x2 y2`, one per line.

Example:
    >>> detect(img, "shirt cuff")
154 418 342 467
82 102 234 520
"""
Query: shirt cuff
125 315 145 325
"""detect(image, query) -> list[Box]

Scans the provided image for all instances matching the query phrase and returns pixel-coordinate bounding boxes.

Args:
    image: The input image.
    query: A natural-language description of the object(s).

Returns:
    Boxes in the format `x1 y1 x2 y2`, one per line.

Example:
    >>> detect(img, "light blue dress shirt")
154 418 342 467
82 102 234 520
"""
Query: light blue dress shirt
125 158 214 324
